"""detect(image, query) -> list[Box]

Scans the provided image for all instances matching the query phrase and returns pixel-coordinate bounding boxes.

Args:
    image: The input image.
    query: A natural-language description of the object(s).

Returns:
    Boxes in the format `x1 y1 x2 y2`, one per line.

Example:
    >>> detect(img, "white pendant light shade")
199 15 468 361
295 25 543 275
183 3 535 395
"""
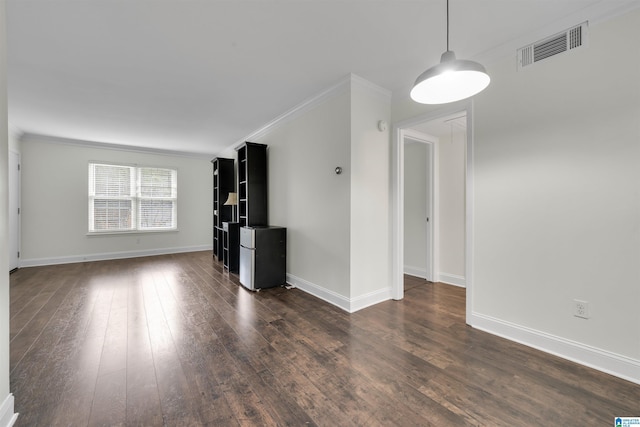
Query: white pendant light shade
411 50 490 104
410 0 490 104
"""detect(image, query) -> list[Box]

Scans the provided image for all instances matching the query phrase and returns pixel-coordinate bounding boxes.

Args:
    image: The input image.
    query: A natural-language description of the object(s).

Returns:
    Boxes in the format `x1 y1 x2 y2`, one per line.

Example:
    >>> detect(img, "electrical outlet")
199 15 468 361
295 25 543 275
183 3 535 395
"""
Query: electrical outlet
574 300 589 319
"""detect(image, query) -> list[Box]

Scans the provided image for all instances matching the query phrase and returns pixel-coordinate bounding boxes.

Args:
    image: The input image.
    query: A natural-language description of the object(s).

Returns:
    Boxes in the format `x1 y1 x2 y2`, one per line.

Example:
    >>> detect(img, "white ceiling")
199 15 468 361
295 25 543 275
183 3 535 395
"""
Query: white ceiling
7 0 639 157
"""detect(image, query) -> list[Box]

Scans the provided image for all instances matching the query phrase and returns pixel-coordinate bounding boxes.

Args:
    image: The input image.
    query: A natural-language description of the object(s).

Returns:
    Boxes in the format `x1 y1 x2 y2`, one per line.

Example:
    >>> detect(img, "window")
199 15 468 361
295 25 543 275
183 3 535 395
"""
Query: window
89 163 177 232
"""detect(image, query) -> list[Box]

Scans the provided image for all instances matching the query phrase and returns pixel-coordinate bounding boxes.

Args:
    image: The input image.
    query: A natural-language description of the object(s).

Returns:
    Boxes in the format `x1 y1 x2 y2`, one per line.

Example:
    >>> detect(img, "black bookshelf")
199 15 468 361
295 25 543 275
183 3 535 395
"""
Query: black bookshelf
237 142 268 227
222 222 240 273
211 157 235 260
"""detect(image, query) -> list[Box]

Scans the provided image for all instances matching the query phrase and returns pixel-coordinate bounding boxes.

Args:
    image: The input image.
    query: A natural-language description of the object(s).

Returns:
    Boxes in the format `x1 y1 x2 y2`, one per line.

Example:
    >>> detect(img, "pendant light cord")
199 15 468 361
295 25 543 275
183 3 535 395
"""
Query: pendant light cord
446 0 450 51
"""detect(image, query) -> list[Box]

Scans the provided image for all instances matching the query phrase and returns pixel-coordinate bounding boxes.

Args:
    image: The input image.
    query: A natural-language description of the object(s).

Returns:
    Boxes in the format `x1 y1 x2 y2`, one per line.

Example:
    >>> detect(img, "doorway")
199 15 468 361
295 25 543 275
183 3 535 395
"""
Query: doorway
392 103 473 311
9 150 20 271
403 132 436 284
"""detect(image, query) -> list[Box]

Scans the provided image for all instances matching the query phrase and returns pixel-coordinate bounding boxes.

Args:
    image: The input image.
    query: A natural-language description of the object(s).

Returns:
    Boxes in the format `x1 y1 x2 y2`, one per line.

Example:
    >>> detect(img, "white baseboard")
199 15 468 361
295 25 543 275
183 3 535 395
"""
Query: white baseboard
0 394 17 427
286 274 351 312
438 272 466 288
350 287 393 313
404 268 467 288
286 274 392 313
19 245 213 268
404 265 428 279
469 312 640 385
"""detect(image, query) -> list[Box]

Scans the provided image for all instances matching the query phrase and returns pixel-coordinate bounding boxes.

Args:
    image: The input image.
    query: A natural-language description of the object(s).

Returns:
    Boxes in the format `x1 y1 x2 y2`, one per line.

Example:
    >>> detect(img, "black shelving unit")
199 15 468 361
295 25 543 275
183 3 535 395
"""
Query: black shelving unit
222 222 240 273
211 157 235 260
237 142 268 227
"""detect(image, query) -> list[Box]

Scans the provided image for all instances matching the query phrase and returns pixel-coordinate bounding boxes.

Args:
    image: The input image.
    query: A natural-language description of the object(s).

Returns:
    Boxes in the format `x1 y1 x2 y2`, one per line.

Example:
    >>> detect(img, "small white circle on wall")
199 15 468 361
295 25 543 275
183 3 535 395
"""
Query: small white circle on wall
377 120 388 132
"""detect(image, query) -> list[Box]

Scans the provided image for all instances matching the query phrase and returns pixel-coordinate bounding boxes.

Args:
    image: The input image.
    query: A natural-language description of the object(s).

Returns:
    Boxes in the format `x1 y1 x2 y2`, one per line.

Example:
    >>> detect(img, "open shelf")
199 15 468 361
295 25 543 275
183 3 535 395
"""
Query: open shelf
211 157 235 260
236 142 268 228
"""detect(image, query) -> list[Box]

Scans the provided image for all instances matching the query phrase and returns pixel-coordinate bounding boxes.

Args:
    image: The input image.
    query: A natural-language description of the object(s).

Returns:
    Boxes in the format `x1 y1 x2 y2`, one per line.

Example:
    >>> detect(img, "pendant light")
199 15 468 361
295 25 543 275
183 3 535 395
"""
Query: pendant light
410 0 490 104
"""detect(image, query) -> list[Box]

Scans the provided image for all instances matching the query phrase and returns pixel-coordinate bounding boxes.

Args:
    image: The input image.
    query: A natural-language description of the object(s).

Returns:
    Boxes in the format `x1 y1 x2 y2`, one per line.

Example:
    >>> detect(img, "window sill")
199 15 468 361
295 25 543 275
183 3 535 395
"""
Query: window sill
86 229 178 237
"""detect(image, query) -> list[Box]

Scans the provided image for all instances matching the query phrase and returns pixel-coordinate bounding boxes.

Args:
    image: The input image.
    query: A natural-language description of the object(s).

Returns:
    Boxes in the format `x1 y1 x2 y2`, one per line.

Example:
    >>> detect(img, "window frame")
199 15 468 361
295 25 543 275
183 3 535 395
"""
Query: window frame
88 162 178 235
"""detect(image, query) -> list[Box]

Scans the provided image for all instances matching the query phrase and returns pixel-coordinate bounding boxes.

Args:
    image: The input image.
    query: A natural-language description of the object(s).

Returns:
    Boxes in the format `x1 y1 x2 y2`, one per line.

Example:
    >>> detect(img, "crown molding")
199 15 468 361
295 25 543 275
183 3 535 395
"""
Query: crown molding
228 74 352 151
351 73 392 99
225 73 391 153
19 133 213 159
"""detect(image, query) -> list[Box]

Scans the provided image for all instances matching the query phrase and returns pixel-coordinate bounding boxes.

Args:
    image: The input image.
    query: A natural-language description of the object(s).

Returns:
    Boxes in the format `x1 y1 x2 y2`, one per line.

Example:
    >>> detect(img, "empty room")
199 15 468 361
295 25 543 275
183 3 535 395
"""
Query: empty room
1 1 640 426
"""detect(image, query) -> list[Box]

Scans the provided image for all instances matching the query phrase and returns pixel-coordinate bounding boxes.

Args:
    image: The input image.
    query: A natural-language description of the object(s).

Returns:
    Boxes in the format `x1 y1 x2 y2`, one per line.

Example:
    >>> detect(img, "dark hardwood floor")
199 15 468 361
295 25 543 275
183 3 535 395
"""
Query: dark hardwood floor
9 252 640 426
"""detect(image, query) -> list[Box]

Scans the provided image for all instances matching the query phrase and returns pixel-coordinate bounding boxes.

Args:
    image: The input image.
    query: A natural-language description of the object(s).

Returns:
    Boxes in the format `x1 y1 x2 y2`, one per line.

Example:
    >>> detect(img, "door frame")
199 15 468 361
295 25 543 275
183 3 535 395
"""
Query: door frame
403 130 437 283
9 150 20 271
391 101 474 323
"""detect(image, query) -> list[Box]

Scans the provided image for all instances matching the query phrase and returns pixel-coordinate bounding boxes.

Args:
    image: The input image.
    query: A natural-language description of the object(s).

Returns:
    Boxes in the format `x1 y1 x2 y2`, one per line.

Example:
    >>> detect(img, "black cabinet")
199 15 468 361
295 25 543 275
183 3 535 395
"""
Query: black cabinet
237 142 268 227
223 222 240 273
212 157 235 260
239 226 286 290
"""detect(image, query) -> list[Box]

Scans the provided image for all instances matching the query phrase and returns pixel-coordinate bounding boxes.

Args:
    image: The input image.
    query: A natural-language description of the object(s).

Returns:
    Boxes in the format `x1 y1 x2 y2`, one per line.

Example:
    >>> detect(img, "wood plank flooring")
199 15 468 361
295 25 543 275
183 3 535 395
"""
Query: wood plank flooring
9 251 640 426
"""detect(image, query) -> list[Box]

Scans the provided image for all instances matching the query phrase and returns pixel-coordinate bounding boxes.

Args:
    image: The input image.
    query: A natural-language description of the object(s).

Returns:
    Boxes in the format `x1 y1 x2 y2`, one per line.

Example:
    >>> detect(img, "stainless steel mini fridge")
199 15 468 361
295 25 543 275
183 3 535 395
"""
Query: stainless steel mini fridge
239 226 286 290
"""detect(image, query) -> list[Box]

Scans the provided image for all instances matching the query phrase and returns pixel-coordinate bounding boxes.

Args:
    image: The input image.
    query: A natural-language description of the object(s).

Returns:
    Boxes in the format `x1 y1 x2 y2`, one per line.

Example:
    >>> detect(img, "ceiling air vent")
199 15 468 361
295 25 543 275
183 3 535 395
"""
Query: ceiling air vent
517 22 588 70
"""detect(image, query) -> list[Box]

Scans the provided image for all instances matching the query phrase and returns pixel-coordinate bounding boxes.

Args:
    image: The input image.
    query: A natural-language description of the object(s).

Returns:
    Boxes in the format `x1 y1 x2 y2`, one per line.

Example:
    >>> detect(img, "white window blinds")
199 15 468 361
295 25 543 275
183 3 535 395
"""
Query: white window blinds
138 167 177 230
89 163 177 232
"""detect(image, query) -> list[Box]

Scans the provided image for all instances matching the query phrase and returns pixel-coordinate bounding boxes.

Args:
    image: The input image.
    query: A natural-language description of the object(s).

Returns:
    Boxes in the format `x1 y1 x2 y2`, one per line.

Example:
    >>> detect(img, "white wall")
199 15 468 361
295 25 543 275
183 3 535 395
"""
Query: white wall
349 78 391 303
391 7 640 383
0 2 16 424
472 9 640 366
20 136 213 265
437 128 465 282
253 89 352 297
222 75 391 311
404 141 428 275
